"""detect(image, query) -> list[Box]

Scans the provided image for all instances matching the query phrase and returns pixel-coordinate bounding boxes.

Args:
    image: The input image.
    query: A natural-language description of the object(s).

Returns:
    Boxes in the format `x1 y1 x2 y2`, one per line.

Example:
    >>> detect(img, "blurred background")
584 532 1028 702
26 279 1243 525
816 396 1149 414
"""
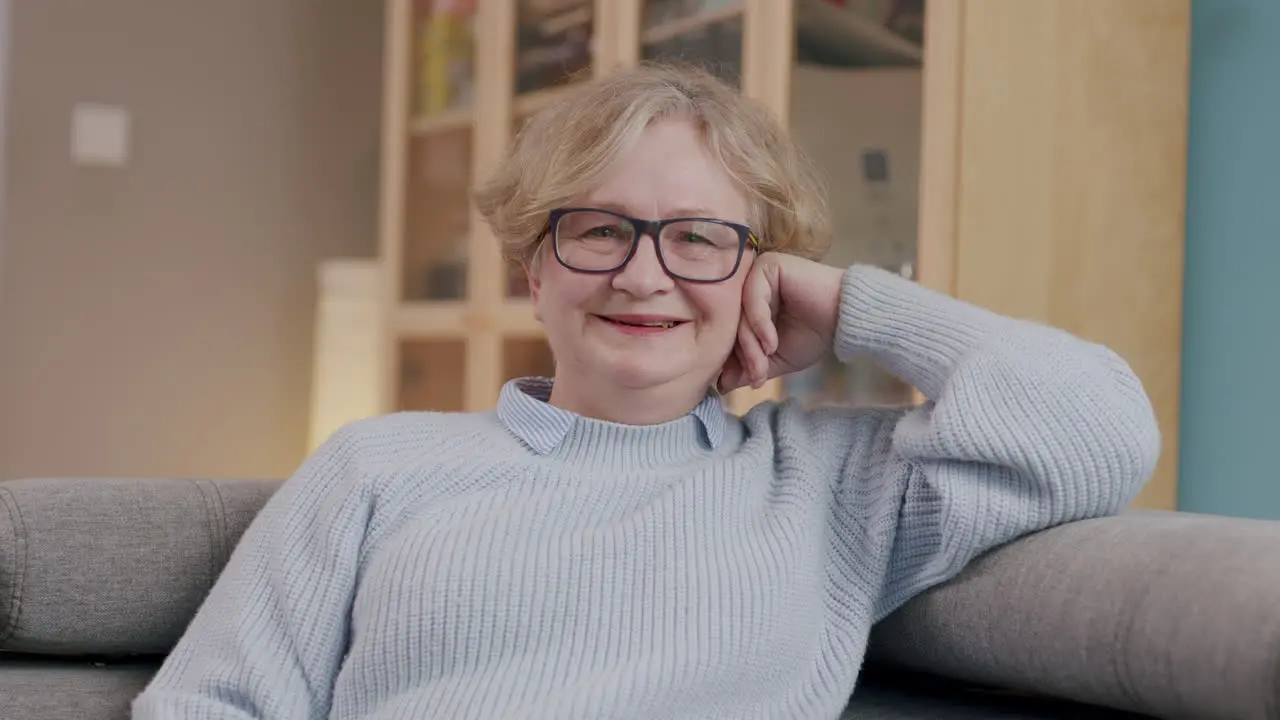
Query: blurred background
0 0 1274 520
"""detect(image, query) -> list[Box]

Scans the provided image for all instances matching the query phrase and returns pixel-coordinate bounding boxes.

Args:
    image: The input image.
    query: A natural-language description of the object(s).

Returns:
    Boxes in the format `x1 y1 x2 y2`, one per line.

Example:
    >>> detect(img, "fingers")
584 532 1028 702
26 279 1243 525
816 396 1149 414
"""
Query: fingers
721 255 782 394
718 324 764 394
743 259 780 355
737 317 769 389
717 342 747 394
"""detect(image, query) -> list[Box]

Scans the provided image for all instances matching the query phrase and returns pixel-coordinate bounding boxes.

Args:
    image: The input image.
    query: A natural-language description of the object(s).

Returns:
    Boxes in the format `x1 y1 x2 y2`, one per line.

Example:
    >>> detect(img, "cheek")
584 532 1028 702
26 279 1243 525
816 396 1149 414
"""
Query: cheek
535 267 604 320
687 286 743 342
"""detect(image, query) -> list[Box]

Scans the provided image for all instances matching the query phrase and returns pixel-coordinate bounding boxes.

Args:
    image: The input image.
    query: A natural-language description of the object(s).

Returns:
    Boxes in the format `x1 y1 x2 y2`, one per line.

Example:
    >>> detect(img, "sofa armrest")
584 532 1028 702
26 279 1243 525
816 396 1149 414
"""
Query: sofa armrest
867 510 1280 720
0 477 281 656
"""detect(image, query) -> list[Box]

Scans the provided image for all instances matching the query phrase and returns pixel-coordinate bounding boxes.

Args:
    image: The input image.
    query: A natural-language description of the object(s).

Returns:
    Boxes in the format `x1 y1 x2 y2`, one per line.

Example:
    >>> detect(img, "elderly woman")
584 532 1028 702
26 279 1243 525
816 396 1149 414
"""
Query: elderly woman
133 64 1159 719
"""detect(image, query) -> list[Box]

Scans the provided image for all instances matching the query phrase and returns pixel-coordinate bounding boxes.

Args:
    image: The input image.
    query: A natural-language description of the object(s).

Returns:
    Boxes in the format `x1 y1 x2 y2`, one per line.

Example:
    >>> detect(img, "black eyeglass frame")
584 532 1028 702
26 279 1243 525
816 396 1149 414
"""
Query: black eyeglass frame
545 207 760 284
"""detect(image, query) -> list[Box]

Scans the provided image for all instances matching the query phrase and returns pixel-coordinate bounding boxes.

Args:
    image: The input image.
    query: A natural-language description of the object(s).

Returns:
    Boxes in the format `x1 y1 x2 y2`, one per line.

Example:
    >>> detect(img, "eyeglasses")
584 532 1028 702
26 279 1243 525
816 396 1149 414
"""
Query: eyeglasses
547 207 759 284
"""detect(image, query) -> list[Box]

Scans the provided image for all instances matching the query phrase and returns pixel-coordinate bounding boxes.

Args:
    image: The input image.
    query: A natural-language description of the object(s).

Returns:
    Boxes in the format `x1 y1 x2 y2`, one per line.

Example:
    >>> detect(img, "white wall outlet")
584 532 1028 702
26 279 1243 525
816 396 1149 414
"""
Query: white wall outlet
71 103 130 167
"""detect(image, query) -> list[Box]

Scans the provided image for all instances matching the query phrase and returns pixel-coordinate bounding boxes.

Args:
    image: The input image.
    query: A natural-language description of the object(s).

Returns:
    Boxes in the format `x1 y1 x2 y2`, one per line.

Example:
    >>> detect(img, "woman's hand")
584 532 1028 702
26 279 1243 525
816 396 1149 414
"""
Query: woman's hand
717 253 846 394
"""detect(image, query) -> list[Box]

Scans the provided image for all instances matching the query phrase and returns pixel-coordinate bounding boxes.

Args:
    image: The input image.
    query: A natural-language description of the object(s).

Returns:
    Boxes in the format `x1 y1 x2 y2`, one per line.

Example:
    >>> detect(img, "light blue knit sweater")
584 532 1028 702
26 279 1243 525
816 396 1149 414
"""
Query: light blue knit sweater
132 266 1160 719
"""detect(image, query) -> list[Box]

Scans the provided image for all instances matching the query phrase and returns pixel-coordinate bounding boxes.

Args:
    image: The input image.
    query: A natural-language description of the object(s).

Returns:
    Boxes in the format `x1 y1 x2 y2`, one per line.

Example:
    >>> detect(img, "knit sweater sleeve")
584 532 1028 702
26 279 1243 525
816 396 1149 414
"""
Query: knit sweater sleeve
132 422 373 720
826 265 1161 619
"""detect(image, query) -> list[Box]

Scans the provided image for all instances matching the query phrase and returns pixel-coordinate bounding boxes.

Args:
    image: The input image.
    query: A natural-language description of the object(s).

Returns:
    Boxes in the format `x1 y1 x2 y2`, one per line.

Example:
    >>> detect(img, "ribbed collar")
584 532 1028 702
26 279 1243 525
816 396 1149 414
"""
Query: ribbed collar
496 377 727 456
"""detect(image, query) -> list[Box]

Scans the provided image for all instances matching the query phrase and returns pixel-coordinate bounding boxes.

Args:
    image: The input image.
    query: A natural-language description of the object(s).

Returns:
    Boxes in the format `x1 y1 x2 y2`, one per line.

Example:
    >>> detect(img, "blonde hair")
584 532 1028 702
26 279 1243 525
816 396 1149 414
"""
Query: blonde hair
474 63 831 268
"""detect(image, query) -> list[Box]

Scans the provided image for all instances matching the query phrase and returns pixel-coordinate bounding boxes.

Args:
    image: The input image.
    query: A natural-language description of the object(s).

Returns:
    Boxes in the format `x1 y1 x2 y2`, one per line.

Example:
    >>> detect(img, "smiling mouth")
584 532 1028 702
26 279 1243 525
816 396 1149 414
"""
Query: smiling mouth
596 315 687 330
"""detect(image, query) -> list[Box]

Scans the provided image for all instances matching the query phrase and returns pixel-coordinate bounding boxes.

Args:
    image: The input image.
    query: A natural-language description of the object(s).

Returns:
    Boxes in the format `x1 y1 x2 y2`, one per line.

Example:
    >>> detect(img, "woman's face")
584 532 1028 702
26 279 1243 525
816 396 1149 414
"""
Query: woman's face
528 117 754 397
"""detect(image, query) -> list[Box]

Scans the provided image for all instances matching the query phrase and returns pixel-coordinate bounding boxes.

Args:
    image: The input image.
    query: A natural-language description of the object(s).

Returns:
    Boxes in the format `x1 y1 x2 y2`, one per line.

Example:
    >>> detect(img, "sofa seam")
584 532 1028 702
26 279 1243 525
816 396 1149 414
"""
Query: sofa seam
0 485 29 646
1113 535 1160 713
193 478 230 573
1266 621 1279 720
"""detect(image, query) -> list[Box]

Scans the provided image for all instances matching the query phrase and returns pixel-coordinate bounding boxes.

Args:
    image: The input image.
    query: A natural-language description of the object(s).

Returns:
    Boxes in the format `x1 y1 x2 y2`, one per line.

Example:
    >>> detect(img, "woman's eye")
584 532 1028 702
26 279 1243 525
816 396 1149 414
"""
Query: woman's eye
584 225 622 238
681 232 711 245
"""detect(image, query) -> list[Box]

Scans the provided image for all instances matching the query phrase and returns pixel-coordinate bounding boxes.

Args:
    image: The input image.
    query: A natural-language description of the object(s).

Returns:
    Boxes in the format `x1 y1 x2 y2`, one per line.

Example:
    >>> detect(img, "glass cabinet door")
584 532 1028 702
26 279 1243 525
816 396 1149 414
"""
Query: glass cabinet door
505 0 597 302
515 0 594 96
393 0 479 412
401 0 477 303
399 340 467 411
403 129 472 301
499 1 598 383
781 0 926 409
504 337 557 383
641 0 743 86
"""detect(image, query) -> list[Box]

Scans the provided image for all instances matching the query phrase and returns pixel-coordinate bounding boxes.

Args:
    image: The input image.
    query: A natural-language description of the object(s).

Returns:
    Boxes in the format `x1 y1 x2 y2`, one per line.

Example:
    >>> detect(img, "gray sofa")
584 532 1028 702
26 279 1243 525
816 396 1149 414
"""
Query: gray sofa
1 477 1277 719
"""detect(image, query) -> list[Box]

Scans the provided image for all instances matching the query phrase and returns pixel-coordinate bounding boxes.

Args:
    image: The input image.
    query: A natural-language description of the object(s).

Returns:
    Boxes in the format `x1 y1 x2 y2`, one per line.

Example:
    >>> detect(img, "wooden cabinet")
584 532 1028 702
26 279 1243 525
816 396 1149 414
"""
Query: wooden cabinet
375 0 1189 510
917 0 1190 512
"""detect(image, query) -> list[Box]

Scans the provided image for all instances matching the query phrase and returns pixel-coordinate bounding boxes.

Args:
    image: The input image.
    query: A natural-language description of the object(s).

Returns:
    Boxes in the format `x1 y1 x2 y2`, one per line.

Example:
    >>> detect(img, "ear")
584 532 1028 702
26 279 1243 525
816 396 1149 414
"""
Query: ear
524 262 543 321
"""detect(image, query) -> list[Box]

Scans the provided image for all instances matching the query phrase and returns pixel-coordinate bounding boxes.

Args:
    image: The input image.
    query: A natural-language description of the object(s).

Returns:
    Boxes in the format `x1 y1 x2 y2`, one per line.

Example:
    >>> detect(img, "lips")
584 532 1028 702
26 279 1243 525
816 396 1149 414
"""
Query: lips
596 314 689 330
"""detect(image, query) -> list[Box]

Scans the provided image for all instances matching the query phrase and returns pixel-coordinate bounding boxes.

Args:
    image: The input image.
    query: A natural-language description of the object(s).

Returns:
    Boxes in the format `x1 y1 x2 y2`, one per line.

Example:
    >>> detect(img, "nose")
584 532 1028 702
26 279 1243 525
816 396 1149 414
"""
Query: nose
611 234 674 296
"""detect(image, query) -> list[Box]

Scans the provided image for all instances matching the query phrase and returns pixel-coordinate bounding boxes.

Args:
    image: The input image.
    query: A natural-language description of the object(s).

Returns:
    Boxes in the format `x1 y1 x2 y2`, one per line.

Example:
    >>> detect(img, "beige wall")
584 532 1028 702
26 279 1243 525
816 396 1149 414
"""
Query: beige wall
0 1 383 479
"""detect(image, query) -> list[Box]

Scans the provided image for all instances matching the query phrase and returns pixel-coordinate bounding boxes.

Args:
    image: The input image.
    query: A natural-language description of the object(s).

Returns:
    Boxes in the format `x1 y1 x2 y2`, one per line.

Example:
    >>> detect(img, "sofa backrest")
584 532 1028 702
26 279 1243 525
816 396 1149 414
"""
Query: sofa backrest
0 477 280 655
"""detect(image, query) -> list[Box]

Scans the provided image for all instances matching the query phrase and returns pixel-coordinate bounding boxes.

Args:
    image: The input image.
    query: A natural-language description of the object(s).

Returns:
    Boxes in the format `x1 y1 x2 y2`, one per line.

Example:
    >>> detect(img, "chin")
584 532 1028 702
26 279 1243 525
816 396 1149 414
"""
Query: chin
601 364 683 390
593 352 693 391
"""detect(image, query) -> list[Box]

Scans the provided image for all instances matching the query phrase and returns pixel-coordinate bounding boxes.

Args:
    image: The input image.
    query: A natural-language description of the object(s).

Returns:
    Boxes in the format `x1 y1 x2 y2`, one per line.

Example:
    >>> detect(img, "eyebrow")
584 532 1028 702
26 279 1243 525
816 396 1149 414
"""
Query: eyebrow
583 201 718 219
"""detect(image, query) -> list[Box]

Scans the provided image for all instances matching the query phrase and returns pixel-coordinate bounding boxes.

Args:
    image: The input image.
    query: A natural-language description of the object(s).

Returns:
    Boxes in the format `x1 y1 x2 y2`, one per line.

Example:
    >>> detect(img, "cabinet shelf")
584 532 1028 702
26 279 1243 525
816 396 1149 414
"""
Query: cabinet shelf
394 299 542 340
642 3 743 46
513 83 580 119
411 84 581 137
497 299 542 337
394 301 467 338
637 0 922 67
410 106 473 135
796 0 922 66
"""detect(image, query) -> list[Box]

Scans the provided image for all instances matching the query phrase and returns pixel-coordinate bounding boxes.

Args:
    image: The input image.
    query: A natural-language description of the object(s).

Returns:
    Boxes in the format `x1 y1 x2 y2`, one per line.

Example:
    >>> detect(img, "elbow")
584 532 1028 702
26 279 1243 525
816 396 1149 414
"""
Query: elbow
1093 400 1161 518
999 328 1163 522
1111 370 1163 509
1067 345 1163 518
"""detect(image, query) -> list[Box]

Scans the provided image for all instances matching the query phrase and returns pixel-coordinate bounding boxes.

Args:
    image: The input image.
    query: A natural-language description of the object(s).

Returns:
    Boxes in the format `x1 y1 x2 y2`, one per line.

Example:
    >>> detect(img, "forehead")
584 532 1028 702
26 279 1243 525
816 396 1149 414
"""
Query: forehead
581 118 749 223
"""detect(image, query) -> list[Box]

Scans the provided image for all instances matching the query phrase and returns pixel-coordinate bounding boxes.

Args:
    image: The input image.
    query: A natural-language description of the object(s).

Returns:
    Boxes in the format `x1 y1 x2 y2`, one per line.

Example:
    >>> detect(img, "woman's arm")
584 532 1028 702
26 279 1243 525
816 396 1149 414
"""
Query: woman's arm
827 265 1161 618
132 423 374 719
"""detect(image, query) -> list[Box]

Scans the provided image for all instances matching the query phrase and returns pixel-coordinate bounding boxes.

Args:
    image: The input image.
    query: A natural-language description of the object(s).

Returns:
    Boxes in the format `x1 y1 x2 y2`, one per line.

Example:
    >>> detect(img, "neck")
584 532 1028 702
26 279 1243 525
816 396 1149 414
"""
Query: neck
548 372 710 426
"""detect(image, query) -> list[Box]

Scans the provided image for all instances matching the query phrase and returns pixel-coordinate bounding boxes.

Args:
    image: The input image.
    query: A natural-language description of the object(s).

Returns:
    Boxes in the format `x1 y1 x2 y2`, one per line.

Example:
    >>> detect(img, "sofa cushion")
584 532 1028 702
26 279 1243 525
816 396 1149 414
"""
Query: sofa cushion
0 657 1144 720
0 655 160 720
0 477 280 655
869 510 1280 720
2 476 1275 720
840 666 1152 719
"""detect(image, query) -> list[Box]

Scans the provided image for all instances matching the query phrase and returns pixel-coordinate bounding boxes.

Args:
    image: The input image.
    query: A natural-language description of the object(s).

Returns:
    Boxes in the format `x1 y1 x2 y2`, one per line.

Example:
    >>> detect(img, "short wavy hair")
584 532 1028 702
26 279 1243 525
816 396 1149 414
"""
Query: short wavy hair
474 63 831 268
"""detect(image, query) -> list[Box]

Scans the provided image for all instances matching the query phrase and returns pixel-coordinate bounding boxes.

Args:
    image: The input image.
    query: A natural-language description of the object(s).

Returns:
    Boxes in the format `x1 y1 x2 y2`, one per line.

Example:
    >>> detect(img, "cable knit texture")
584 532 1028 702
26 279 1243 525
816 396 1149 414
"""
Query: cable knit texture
132 266 1161 720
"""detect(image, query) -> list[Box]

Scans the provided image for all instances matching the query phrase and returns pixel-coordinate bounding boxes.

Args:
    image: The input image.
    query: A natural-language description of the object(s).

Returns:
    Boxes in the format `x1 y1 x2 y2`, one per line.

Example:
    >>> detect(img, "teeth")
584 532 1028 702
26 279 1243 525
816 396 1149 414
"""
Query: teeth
613 319 678 328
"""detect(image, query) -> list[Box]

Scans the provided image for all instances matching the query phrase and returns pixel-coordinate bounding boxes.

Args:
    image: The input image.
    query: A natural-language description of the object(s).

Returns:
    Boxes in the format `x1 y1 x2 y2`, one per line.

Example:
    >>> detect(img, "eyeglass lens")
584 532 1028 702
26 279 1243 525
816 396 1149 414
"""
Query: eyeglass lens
555 210 742 281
